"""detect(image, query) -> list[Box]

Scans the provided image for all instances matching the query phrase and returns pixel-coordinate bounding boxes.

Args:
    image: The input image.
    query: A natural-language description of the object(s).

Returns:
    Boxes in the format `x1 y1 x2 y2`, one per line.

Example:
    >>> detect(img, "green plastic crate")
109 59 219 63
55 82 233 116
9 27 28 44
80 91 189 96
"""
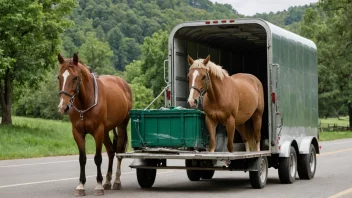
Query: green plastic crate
130 108 208 149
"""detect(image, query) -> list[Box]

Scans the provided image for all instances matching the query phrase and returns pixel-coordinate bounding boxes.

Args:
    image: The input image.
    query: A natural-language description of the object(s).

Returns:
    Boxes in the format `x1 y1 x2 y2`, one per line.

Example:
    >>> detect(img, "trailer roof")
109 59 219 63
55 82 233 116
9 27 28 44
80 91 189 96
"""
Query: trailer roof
170 18 317 51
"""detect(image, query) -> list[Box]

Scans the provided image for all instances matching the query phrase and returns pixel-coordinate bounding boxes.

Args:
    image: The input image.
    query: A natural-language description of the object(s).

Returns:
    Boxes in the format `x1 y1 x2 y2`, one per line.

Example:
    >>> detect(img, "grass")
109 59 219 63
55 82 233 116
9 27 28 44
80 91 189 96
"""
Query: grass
319 116 350 128
319 116 351 141
0 116 131 160
319 131 352 141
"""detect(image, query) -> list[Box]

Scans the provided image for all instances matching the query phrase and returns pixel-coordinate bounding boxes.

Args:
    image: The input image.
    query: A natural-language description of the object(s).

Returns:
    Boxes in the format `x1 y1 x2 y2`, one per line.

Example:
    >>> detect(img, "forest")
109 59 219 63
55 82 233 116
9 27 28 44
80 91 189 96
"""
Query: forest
0 0 351 127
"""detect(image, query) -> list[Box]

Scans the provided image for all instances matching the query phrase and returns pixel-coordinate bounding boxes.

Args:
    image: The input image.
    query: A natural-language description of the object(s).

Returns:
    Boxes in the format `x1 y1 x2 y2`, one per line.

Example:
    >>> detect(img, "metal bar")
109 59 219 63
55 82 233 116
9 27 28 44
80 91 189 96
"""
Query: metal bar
128 165 251 171
117 151 271 160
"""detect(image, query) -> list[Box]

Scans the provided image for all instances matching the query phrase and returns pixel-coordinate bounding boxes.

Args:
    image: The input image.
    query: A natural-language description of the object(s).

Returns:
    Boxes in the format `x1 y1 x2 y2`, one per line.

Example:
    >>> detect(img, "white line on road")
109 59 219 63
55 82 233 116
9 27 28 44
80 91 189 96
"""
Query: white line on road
0 171 174 189
0 158 108 168
0 172 132 189
328 187 352 198
317 148 352 156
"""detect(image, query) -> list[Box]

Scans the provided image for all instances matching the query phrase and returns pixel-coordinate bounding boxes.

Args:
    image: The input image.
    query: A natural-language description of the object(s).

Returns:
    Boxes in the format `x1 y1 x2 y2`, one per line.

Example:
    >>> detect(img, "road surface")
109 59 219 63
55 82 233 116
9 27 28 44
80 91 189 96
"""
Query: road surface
1 138 352 198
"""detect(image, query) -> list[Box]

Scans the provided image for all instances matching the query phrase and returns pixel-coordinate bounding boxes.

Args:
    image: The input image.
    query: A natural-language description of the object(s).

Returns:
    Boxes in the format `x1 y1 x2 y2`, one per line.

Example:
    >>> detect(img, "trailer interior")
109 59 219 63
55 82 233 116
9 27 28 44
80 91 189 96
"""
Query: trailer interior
172 22 270 151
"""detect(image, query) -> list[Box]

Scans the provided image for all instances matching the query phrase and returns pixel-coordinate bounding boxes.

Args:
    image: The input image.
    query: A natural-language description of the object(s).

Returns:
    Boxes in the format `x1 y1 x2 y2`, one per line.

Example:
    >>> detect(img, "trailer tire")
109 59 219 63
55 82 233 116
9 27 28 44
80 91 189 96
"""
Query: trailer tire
278 146 297 184
249 157 268 189
298 145 316 180
185 159 201 181
136 168 156 188
201 170 215 179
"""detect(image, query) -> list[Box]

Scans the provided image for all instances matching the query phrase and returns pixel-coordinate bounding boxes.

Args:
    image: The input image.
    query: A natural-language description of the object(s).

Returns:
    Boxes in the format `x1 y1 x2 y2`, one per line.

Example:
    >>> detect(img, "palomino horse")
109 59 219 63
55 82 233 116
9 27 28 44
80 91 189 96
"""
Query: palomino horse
187 55 264 152
57 53 132 196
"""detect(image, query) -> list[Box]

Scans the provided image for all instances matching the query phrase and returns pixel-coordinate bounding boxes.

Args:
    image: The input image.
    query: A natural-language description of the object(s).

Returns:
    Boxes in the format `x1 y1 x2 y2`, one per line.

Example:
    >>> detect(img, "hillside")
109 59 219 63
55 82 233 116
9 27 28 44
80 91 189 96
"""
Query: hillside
61 0 312 71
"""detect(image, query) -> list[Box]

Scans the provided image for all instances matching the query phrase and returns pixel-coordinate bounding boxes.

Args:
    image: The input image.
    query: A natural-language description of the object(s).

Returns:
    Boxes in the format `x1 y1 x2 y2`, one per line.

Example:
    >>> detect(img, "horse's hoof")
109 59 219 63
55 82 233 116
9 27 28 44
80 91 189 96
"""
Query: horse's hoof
103 183 112 190
94 189 104 196
113 183 122 190
74 189 86 196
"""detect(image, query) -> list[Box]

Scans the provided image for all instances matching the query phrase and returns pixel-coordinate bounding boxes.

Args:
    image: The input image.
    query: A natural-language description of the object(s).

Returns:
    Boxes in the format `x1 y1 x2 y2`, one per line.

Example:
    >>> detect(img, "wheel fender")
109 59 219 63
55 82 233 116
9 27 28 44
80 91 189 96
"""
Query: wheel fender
298 136 320 154
279 140 295 157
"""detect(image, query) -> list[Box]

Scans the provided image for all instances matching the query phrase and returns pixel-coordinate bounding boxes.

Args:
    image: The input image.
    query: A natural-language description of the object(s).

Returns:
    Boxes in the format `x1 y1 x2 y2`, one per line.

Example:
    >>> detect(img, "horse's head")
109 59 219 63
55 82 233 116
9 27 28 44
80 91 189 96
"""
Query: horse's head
57 53 82 114
187 55 210 108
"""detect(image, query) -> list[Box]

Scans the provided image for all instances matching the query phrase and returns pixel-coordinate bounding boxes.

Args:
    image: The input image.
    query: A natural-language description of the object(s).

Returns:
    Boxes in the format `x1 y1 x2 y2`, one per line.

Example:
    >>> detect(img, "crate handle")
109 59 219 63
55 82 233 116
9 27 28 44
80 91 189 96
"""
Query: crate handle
133 119 146 147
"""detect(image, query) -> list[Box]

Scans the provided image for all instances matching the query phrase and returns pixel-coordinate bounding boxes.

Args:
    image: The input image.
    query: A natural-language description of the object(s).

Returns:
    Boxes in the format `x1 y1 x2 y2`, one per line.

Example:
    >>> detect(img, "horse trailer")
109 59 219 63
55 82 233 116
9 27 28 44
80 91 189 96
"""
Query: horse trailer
118 18 320 189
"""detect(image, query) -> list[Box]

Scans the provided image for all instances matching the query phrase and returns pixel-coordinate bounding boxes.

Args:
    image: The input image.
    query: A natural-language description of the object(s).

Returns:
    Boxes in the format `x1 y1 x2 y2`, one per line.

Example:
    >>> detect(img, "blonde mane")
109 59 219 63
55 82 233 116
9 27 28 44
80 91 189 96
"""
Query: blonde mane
190 59 229 80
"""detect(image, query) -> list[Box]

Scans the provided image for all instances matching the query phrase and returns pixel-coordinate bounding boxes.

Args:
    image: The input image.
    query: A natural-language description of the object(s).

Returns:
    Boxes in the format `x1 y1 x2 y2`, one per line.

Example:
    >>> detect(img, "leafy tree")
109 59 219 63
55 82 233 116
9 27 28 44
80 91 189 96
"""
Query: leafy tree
78 33 116 75
0 0 76 125
318 0 352 125
115 37 141 70
130 83 154 109
15 69 64 120
140 30 169 107
299 2 352 124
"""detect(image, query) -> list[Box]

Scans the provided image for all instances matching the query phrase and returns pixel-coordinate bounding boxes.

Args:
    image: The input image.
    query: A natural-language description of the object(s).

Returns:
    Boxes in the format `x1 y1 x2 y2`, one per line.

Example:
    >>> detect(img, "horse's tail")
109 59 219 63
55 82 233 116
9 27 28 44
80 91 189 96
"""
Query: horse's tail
112 128 118 153
245 120 258 151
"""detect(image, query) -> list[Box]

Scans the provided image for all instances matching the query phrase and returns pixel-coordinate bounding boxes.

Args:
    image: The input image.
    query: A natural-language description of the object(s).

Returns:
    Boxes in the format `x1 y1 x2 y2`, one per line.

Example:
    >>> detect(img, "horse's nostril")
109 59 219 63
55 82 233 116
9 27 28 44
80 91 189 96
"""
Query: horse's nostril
64 105 70 113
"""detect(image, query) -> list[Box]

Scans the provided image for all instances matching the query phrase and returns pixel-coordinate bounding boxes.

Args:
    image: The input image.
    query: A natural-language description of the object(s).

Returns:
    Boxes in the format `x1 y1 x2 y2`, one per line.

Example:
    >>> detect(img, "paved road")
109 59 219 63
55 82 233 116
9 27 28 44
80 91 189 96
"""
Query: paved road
1 138 352 198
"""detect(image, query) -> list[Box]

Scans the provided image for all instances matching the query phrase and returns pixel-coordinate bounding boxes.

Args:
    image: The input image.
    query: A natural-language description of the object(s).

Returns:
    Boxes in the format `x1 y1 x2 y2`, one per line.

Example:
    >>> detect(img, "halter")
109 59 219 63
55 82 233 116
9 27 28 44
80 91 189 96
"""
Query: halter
58 72 98 120
189 72 210 110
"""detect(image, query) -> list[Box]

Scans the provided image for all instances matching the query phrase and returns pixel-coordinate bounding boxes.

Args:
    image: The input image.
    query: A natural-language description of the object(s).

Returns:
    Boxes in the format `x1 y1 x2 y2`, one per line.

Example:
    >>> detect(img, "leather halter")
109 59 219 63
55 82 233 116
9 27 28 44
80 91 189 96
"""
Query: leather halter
189 72 209 110
58 70 98 120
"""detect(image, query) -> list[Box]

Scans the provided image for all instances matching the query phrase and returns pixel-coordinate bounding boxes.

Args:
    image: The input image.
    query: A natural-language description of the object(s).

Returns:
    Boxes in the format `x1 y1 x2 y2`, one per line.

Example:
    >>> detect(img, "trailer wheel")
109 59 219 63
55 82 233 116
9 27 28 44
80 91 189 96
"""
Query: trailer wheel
249 157 268 189
278 146 297 184
136 168 156 188
201 170 215 179
298 145 316 180
185 159 201 181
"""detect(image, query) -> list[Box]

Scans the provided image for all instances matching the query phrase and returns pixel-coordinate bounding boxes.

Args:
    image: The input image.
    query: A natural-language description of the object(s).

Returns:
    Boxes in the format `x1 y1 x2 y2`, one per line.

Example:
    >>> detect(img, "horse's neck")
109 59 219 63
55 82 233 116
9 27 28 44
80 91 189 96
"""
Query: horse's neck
206 74 226 103
75 73 95 110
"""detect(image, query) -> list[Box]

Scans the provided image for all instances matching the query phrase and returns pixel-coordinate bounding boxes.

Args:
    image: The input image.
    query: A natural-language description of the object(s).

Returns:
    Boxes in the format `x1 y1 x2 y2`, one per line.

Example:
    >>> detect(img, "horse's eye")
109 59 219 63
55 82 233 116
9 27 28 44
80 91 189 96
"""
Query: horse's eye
202 76 206 80
73 77 78 81
57 75 59 80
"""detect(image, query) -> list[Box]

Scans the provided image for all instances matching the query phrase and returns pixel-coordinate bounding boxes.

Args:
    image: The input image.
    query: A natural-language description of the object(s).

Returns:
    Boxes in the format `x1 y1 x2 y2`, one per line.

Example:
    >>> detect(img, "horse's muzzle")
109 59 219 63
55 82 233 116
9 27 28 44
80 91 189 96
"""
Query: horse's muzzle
58 105 70 114
188 99 198 109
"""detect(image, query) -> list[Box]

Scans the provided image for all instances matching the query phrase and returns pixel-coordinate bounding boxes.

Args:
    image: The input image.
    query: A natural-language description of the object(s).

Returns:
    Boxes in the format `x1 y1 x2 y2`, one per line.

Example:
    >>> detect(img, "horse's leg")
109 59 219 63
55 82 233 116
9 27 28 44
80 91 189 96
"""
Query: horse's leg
251 113 263 151
225 117 236 152
102 129 116 190
93 125 105 196
205 116 217 152
236 124 249 152
113 118 129 190
73 129 87 196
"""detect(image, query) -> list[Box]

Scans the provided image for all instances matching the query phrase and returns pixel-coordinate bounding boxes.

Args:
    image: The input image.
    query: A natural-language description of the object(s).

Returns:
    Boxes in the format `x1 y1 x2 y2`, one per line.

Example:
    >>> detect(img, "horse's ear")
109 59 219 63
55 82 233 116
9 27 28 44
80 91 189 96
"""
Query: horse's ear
187 55 194 65
58 53 64 64
203 55 210 65
73 53 79 65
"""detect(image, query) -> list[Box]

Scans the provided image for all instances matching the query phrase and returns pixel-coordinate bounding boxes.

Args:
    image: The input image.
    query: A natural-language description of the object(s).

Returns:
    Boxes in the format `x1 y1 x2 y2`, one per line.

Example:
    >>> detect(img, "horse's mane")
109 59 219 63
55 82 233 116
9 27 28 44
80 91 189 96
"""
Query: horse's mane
190 59 229 80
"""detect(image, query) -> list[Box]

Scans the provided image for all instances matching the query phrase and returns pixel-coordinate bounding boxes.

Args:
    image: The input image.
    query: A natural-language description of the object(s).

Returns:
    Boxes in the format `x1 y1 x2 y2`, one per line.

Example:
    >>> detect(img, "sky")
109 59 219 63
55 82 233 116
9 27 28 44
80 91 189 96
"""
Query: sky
210 0 318 16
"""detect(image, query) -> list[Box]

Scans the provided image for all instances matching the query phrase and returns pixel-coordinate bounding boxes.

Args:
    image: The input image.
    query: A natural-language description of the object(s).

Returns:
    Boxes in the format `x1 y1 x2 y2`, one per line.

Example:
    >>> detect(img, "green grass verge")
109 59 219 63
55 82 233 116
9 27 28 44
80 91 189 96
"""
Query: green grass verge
319 116 350 128
0 116 131 160
319 131 352 141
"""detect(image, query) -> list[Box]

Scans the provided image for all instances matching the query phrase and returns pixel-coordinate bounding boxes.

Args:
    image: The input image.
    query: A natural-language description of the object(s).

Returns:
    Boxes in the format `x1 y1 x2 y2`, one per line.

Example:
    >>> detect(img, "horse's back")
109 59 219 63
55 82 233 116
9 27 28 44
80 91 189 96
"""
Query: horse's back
99 75 133 127
231 73 264 123
231 73 263 98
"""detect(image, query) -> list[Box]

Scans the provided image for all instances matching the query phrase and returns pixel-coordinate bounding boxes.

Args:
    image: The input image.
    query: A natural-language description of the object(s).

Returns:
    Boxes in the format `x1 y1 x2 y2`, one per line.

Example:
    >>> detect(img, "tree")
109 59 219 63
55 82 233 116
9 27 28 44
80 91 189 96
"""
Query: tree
0 0 76 125
319 0 352 125
300 2 352 125
15 69 65 120
140 30 169 96
78 33 116 75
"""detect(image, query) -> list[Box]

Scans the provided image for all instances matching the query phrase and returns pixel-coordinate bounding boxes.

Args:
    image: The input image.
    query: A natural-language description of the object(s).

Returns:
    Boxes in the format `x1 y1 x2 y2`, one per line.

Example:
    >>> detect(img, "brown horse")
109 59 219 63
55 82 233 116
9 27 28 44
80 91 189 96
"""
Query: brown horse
57 53 132 196
187 55 264 153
